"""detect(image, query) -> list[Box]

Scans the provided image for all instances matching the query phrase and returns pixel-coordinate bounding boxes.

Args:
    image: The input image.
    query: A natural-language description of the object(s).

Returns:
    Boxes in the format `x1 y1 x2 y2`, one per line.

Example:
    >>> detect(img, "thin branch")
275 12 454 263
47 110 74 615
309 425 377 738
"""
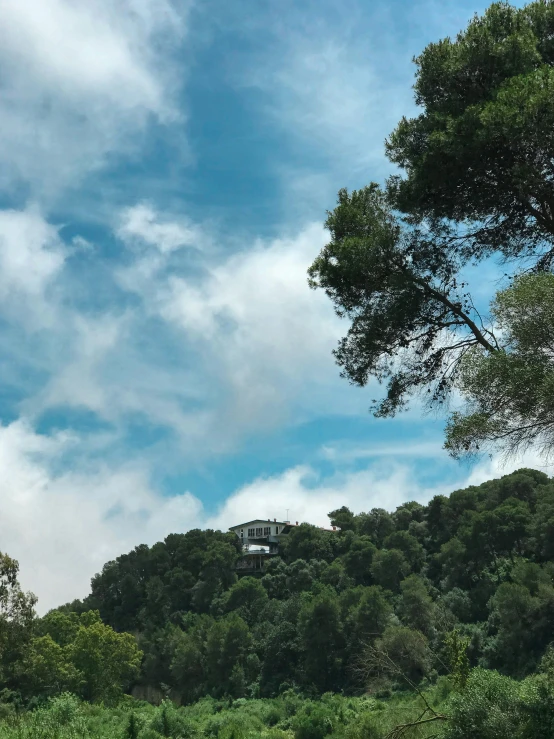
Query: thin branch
386 713 449 739
408 271 497 353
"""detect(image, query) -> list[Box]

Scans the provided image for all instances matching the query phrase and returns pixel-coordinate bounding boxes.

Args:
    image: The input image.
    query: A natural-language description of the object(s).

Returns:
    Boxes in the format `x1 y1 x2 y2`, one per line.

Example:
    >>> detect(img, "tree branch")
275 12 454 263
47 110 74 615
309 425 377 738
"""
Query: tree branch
386 713 449 739
406 269 497 354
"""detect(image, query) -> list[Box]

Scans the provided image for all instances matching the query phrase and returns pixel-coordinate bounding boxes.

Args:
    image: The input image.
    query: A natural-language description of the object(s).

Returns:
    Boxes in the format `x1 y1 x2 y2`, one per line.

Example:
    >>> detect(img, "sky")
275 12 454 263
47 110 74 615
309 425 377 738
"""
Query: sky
0 0 541 613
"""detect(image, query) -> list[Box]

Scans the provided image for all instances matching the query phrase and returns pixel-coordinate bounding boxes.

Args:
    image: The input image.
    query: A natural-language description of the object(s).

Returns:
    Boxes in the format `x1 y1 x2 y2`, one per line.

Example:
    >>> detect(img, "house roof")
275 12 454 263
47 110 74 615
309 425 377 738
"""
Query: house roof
229 519 290 529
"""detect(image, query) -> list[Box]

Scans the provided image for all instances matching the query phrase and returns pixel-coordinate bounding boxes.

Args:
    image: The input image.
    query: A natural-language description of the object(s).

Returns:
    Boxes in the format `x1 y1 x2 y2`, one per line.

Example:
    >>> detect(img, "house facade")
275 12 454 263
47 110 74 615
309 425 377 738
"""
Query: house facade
229 518 298 573
229 518 338 574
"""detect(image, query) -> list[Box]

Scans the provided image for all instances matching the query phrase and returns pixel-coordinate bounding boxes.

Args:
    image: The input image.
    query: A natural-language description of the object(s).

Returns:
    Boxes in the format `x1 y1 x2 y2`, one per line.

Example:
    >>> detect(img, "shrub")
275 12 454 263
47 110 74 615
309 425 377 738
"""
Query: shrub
292 702 335 739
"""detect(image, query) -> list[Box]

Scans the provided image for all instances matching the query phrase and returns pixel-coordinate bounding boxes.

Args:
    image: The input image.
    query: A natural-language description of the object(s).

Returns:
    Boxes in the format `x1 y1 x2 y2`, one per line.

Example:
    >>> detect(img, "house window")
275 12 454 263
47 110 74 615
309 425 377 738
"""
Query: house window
263 526 270 536
248 528 255 537
275 526 279 534
255 527 262 536
240 532 243 538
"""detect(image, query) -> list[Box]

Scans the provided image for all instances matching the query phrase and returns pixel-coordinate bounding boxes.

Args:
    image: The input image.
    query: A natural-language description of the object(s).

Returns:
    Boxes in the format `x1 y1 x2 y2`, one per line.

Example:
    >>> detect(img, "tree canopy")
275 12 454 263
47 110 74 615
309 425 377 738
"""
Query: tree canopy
309 0 554 458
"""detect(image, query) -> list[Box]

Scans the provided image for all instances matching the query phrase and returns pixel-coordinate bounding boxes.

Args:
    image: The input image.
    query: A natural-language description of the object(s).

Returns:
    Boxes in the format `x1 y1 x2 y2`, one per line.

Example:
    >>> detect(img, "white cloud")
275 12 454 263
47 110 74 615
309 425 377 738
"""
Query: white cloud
320 439 445 463
0 0 189 196
0 419 206 613
229 0 498 223
26 310 218 452
118 203 207 254
0 207 66 325
33 314 129 416
206 463 429 532
5 208 358 461
232 1 415 198
463 449 553 488
155 221 356 430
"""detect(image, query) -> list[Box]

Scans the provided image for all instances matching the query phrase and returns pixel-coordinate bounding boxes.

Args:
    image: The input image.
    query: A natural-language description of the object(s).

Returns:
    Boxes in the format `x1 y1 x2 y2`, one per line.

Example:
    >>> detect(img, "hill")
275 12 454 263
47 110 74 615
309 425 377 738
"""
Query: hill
49 467 554 703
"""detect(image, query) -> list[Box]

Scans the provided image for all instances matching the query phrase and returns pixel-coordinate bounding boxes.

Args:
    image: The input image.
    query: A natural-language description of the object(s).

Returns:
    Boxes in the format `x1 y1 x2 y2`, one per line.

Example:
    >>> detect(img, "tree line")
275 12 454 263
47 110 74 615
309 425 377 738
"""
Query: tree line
0 467 548 709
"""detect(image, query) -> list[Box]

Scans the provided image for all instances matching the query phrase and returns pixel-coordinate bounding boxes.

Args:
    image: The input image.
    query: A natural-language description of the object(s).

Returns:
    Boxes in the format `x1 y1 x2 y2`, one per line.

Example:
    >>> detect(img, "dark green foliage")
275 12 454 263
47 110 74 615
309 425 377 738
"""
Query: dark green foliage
7 467 554 712
308 184 498 418
298 590 345 693
15 467 552 707
386 1 554 264
125 712 140 739
85 530 240 632
308 1 554 460
370 549 411 591
292 702 335 739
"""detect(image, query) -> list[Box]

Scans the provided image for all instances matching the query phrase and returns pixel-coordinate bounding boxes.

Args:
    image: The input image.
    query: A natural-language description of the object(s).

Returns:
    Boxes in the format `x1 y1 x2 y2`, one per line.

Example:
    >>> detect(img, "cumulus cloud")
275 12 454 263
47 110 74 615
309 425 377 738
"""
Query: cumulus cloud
206 463 432 532
230 0 414 201
26 309 217 453
0 208 65 298
117 203 207 254
0 419 206 612
0 0 189 196
153 220 355 429
0 207 67 327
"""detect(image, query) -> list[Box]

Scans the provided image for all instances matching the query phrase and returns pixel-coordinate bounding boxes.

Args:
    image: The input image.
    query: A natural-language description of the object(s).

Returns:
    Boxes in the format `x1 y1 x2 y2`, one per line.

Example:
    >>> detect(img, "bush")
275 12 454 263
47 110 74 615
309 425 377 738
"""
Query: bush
292 702 335 739
442 668 521 739
263 704 283 727
148 701 197 739
47 693 81 725
138 730 164 739
344 712 385 739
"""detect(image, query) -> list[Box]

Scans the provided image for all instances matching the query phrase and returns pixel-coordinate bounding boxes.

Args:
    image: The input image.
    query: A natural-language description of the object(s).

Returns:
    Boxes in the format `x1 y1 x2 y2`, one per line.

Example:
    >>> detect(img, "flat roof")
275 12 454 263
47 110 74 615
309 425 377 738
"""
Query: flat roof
230 520 289 529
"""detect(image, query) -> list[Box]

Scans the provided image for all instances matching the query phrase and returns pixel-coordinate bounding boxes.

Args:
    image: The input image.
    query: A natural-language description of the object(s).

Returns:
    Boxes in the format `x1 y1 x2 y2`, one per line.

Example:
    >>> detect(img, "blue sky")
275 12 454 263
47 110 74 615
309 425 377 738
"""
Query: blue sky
0 0 539 611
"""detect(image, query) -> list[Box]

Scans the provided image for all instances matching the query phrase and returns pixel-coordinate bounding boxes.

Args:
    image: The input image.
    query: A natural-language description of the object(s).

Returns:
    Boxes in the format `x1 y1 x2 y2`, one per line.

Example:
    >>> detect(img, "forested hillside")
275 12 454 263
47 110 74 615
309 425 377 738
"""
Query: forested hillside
3 467 554 737
28 467 554 707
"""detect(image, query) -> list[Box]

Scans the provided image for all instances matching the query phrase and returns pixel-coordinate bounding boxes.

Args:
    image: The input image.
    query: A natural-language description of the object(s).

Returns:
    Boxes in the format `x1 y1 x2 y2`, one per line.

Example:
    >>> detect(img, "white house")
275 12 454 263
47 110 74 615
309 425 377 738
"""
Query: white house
229 518 294 549
229 518 338 573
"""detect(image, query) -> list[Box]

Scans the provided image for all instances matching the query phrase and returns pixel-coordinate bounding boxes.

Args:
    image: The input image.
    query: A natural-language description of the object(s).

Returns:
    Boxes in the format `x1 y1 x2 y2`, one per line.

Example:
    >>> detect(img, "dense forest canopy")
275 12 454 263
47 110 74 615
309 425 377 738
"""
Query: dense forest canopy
1 468 552 705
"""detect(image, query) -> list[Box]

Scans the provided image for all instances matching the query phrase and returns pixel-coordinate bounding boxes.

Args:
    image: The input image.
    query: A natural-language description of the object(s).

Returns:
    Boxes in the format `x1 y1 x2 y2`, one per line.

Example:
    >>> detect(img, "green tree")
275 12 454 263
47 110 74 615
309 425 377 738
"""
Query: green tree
328 506 357 532
221 577 269 626
281 524 335 563
308 1 554 459
342 536 377 584
442 668 522 739
204 613 252 696
38 610 80 647
364 625 432 687
348 586 393 653
386 1 554 267
486 582 542 676
446 274 554 459
70 611 142 703
397 576 436 637
383 531 425 571
169 625 206 704
357 508 395 547
308 185 498 419
0 552 36 689
444 630 471 691
299 590 345 693
16 635 81 698
370 549 411 592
